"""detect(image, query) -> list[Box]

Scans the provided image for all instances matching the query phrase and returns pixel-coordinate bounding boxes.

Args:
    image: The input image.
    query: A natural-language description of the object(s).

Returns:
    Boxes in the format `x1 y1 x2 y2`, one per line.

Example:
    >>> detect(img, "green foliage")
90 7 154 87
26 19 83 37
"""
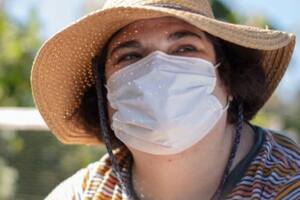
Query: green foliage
0 10 40 107
0 6 106 199
0 130 105 199
210 0 239 23
282 92 300 138
0 157 18 200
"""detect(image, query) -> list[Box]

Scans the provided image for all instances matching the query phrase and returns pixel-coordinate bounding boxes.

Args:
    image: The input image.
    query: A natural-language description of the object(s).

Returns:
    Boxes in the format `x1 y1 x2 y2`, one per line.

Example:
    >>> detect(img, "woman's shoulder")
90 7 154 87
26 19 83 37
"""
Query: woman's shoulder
44 161 100 200
263 127 300 172
263 128 300 198
45 146 129 200
228 125 300 199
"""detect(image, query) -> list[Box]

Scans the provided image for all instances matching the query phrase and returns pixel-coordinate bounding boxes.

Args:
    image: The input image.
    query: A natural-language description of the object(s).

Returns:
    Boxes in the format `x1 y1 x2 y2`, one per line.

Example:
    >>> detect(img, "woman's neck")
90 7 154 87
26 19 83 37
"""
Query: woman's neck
128 120 255 200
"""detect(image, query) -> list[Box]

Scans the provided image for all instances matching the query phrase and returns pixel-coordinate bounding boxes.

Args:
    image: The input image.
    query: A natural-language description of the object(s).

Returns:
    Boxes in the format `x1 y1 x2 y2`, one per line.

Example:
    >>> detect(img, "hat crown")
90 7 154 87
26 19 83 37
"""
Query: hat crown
103 0 215 18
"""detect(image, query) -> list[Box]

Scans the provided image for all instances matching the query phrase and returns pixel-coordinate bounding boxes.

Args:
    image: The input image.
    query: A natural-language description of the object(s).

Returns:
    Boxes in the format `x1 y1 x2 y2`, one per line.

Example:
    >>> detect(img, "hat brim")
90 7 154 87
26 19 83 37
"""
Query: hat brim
31 5 296 145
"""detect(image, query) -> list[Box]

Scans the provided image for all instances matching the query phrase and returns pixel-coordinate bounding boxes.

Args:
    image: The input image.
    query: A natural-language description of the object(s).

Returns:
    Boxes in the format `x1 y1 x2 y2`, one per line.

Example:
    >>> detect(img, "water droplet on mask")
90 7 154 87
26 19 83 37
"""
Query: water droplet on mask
127 82 132 85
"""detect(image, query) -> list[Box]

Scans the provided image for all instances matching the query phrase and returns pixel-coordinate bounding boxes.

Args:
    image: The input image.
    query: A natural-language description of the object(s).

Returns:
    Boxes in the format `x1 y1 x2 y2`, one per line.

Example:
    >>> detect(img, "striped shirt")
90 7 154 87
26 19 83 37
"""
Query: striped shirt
45 125 300 200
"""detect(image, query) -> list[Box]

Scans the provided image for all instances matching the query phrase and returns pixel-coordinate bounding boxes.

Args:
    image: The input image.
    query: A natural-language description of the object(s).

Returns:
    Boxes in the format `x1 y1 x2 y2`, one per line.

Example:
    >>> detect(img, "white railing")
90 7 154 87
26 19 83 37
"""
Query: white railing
0 107 48 131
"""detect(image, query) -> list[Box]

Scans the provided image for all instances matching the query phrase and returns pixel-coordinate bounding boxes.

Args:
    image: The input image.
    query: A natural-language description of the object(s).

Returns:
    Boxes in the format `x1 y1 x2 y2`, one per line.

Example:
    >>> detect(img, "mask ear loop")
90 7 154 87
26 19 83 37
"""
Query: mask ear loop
213 60 230 112
222 95 233 111
214 62 222 69
214 55 225 69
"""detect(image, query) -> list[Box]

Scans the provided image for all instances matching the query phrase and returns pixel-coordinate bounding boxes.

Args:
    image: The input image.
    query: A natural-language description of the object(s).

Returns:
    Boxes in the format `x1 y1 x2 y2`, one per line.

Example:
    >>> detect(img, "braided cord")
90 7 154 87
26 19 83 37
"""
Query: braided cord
92 57 134 199
211 102 244 200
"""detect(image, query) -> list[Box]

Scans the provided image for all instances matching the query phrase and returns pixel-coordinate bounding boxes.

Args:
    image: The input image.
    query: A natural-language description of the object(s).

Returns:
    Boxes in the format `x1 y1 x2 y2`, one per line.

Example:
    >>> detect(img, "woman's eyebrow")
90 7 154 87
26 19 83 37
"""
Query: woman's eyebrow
109 30 202 57
167 30 203 41
109 40 141 57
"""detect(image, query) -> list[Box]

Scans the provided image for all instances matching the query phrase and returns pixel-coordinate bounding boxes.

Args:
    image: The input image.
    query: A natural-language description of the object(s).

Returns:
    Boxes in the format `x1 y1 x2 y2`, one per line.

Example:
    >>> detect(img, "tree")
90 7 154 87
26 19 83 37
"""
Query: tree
0 6 104 200
0 5 42 199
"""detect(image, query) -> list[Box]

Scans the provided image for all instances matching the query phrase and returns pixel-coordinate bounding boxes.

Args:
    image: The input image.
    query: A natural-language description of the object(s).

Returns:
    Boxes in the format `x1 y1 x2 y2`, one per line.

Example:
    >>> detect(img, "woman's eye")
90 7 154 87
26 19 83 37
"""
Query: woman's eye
117 53 141 63
175 45 197 53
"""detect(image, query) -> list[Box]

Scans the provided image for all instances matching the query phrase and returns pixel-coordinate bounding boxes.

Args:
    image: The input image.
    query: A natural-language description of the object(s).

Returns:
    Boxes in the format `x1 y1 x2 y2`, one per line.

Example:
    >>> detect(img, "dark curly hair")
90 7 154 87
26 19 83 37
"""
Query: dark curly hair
73 27 267 148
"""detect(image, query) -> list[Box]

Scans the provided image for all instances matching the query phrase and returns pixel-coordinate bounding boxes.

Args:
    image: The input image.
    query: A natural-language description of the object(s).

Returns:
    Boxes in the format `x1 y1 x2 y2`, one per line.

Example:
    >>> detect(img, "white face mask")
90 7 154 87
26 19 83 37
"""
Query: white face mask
105 50 229 155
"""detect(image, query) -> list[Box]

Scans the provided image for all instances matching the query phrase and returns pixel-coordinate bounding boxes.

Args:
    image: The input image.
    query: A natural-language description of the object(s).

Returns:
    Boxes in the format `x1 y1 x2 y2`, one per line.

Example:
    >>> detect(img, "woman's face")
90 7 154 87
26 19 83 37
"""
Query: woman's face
105 15 228 140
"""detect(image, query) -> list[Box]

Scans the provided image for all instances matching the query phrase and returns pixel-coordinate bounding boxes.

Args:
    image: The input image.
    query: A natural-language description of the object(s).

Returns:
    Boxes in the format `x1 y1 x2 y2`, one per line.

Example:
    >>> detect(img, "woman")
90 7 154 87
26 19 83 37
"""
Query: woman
31 0 299 199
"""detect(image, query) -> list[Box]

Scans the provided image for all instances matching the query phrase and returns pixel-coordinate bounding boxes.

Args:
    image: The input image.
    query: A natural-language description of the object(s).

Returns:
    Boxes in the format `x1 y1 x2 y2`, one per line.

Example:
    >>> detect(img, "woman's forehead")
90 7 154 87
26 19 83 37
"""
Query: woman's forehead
109 16 203 45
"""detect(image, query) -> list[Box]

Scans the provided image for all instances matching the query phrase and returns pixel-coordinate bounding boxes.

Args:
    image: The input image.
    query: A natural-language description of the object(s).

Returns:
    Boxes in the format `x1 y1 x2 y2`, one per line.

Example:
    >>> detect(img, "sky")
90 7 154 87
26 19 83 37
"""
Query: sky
223 0 300 103
4 0 300 103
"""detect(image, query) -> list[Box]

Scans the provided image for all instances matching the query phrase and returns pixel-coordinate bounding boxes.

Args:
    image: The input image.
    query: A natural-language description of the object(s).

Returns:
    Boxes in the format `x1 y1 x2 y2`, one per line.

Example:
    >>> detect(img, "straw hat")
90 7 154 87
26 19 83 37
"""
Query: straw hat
30 0 296 145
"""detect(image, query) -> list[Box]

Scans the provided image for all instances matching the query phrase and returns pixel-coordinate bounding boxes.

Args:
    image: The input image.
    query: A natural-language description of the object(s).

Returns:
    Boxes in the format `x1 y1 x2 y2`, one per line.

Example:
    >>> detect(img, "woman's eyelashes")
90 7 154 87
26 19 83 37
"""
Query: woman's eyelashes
117 52 141 63
116 45 198 64
174 45 198 54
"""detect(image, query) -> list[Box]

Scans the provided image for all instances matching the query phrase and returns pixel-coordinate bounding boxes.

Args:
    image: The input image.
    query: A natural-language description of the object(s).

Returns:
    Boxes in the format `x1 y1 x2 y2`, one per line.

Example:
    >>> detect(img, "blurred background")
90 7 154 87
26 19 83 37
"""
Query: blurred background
0 0 299 199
